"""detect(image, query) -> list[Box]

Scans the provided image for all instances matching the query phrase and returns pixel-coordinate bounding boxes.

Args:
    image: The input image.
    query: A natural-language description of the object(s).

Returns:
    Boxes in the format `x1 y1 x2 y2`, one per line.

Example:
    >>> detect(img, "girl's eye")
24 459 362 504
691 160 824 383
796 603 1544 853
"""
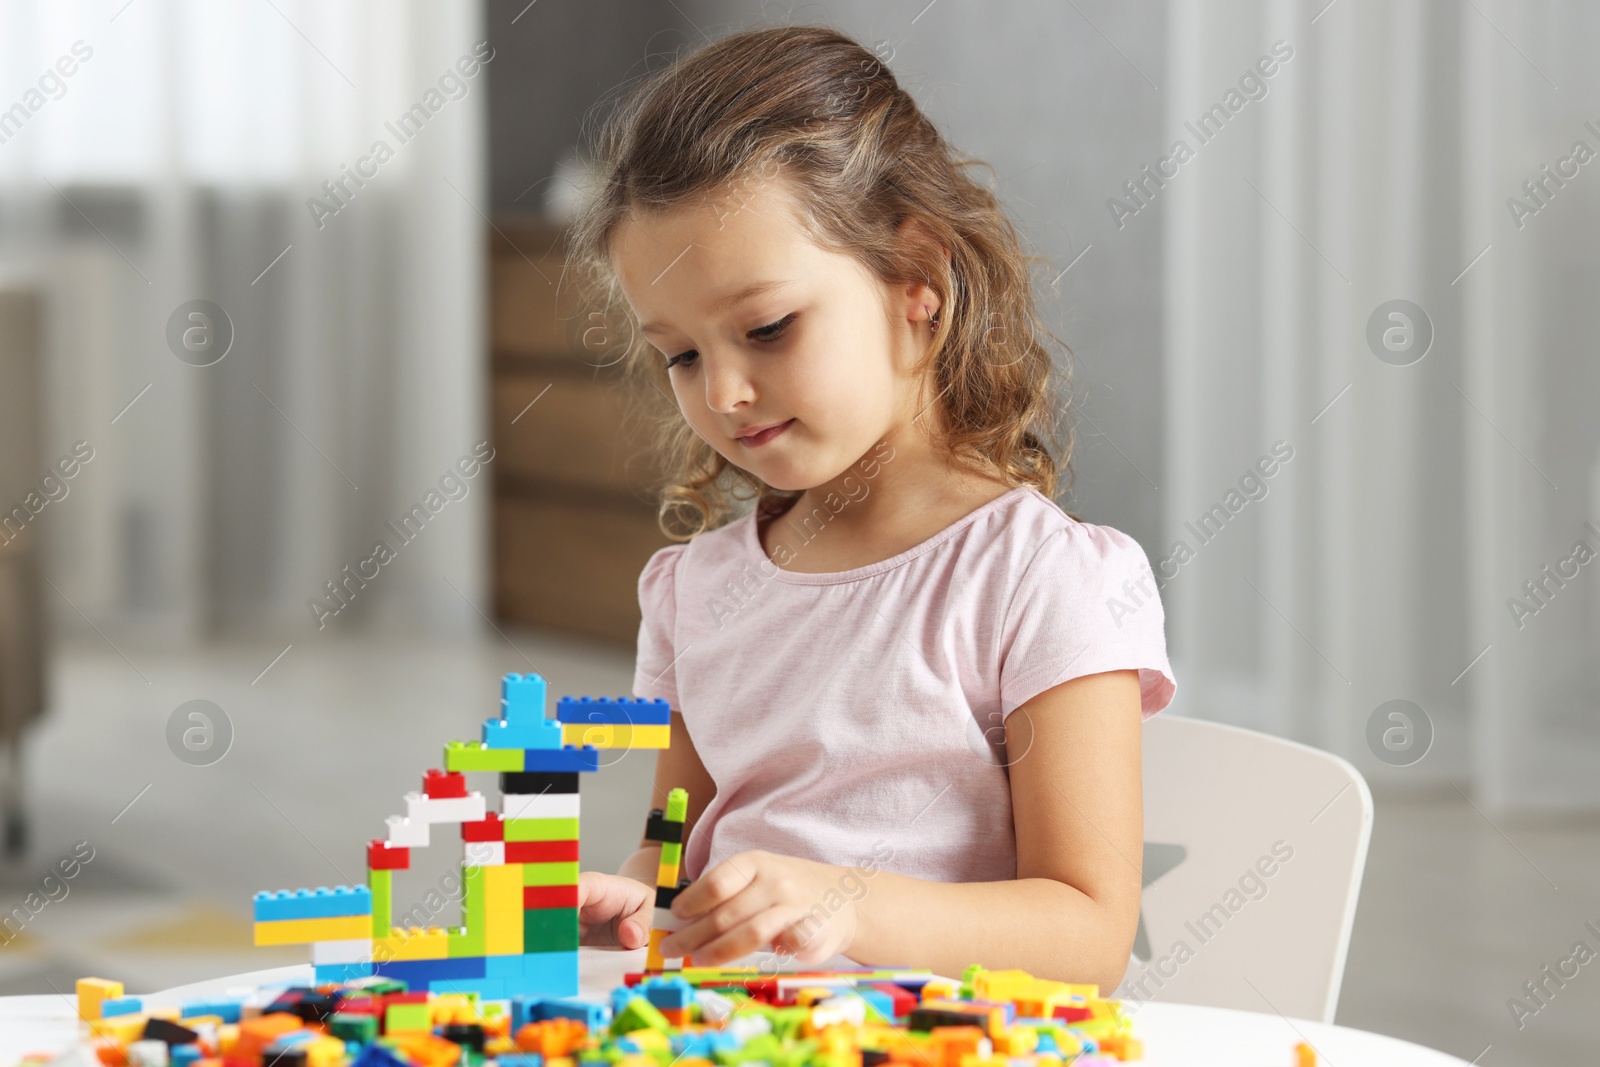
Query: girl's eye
664 313 796 371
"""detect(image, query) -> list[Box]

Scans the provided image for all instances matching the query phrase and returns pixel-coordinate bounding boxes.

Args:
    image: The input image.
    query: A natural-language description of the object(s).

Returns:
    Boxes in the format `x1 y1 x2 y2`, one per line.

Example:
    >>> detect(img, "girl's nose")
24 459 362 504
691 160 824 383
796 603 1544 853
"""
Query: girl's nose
702 351 756 413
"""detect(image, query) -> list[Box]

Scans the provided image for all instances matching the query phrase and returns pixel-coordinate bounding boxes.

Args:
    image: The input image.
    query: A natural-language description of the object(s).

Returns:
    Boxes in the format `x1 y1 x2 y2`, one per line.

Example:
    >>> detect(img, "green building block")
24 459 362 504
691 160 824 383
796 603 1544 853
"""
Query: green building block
385 1001 432 1033
329 1012 379 1043
449 866 487 956
505 817 580 842
611 994 672 1036
368 868 392 939
524 906 579 952
445 740 525 772
523 861 580 886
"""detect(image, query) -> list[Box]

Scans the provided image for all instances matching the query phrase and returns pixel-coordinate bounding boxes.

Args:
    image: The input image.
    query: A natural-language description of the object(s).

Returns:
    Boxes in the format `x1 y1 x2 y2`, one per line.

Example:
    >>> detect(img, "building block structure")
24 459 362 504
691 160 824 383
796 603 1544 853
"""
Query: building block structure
252 673 672 1000
644 787 692 971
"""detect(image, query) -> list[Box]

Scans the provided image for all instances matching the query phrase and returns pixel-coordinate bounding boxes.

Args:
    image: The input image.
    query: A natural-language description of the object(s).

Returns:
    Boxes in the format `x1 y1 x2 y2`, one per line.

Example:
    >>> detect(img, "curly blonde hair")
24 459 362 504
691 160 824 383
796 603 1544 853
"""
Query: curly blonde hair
565 23 1079 539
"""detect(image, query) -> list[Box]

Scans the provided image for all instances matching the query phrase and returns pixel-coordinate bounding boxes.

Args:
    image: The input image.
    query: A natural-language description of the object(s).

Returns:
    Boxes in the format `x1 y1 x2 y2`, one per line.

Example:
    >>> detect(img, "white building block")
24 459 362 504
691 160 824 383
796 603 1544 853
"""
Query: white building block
312 938 375 964
405 790 487 824
386 814 430 847
464 840 506 867
501 792 580 820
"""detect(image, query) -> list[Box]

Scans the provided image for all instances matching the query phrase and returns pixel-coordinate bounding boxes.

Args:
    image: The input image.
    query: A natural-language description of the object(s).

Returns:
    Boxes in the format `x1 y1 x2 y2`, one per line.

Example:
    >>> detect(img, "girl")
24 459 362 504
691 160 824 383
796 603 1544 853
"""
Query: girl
566 24 1175 989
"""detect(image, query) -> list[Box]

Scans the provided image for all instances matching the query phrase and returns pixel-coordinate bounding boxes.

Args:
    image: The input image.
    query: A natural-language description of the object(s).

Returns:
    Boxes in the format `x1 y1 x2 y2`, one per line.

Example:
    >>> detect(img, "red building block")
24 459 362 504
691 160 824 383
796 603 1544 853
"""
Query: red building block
522 885 580 909
463 812 505 842
424 769 467 798
505 840 579 863
368 840 411 870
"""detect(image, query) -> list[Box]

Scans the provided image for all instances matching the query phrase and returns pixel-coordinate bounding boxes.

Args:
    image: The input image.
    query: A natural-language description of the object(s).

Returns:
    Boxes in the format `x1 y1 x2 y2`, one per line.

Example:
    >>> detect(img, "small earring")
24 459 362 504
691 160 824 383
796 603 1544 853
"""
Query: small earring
929 308 941 329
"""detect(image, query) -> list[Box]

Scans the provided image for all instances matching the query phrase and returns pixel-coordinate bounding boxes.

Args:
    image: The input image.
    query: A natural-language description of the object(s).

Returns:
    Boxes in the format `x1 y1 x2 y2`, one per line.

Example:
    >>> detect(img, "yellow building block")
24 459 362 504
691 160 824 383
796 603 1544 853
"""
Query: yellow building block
374 925 450 961
304 1035 348 1067
484 863 524 955
254 913 372 946
430 993 477 1025
89 1015 149 1041
76 976 124 1020
561 723 671 749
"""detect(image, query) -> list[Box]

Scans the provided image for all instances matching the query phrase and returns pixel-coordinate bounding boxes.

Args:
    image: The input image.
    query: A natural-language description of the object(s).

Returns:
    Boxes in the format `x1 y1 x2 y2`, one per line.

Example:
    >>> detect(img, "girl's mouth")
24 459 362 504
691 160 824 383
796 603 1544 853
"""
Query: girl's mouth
737 419 795 447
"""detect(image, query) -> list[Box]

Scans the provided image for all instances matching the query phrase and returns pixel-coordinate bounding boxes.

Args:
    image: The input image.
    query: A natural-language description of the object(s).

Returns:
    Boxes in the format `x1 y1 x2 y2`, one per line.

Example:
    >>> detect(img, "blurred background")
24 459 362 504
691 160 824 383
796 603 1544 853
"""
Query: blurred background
0 0 1595 1062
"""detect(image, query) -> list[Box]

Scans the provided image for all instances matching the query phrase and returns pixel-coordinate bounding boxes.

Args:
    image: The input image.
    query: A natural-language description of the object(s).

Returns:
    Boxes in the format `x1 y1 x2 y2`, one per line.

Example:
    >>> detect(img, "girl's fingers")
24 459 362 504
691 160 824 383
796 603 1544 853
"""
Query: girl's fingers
578 872 651 949
660 880 770 958
691 903 809 966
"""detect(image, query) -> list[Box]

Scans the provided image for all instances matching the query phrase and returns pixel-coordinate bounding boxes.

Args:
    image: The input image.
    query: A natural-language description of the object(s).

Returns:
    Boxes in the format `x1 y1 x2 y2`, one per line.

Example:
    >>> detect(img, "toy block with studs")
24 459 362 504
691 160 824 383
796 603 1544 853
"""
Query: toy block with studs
644 787 693 971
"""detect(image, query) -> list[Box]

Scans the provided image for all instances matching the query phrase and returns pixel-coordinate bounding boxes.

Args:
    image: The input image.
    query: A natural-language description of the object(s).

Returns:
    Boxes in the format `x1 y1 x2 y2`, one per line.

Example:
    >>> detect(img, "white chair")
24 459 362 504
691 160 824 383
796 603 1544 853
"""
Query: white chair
1115 714 1373 1024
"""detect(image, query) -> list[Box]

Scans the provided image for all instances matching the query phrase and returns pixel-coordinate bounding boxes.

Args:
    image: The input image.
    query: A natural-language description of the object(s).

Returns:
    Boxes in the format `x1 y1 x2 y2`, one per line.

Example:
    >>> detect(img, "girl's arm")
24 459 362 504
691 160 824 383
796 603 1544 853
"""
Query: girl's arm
847 668 1145 989
617 708 718 884
659 669 1144 990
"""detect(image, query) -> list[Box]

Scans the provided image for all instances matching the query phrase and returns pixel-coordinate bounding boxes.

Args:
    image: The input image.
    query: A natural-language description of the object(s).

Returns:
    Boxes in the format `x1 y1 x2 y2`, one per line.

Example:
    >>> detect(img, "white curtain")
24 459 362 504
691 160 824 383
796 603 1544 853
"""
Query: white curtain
0 0 487 641
1164 0 1600 810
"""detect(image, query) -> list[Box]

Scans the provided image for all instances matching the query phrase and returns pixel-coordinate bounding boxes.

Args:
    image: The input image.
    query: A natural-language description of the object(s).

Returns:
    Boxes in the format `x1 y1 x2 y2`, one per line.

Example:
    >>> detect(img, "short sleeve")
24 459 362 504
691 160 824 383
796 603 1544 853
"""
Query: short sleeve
998 523 1177 721
633 543 687 709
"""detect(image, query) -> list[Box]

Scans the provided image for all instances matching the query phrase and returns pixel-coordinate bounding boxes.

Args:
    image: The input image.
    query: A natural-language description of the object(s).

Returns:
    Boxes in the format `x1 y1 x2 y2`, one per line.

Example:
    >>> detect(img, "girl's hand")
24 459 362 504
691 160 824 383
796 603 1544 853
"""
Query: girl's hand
577 870 655 950
657 850 860 965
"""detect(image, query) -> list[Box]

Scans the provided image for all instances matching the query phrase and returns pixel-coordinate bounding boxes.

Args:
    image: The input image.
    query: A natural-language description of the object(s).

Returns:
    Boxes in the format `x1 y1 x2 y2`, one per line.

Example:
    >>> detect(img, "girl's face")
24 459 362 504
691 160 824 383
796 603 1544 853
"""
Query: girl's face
609 173 936 492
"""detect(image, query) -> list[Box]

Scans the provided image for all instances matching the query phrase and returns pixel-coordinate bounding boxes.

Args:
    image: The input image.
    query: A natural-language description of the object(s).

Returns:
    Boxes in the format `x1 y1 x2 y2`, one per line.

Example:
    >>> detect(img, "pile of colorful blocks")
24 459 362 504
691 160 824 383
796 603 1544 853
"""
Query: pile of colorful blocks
37 963 1147 1067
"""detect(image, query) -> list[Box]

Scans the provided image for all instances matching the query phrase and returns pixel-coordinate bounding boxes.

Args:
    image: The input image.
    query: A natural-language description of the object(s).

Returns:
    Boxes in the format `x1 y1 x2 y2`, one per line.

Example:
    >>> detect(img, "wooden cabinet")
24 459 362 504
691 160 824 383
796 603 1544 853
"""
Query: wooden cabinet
488 215 674 645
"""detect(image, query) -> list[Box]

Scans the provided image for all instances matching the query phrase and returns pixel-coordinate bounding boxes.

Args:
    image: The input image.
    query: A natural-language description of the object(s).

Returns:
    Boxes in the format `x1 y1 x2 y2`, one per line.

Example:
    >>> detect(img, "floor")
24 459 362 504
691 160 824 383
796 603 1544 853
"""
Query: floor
0 631 1594 1065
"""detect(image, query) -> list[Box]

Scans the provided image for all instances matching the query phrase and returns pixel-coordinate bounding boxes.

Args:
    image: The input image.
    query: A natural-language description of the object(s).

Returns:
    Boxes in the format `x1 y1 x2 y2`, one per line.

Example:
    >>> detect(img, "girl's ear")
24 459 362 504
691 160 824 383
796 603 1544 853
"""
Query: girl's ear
893 214 952 326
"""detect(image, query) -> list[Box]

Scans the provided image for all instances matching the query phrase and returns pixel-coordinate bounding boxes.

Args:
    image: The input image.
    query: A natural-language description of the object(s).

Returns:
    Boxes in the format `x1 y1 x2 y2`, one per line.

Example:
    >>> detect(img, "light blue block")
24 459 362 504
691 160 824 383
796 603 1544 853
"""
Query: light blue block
502 672 547 716
505 950 578 998
640 975 694 1010
101 996 143 1017
180 996 244 1023
511 994 546 1030
254 885 372 921
487 953 527 978
543 997 611 1029
484 715 563 750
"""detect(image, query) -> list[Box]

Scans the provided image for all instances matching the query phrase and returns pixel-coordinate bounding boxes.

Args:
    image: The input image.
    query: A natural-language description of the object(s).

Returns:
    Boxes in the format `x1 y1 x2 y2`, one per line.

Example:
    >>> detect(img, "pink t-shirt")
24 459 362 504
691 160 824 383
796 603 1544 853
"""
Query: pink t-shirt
632 485 1176 884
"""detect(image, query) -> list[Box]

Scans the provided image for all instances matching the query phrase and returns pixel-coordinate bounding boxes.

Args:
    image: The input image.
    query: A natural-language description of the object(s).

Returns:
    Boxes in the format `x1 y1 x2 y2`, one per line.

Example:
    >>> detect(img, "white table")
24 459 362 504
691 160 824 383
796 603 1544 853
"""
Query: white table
2 949 1469 1066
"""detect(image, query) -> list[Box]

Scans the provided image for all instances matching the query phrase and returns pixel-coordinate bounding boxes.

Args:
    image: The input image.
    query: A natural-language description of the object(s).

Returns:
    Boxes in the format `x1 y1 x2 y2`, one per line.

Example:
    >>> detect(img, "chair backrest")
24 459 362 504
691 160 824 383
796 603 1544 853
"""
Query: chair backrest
1115 713 1373 1024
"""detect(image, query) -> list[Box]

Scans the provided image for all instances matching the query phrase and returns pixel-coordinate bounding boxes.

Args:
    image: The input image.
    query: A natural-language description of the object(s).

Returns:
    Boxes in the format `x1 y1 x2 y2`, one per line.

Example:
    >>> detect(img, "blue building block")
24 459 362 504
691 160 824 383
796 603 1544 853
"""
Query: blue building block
670 1031 740 1058
504 950 578 998
485 674 563 750
856 986 895 1020
352 1045 411 1067
502 673 547 717
496 1057 543 1067
639 975 694 1010
254 885 372 922
484 713 564 751
101 996 143 1017
543 997 611 1029
487 954 529 978
556 696 670 726
265 1032 321 1056
315 962 374 984
511 994 547 1031
374 955 487 987
521 747 599 773
171 1045 203 1067
180 997 244 1023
